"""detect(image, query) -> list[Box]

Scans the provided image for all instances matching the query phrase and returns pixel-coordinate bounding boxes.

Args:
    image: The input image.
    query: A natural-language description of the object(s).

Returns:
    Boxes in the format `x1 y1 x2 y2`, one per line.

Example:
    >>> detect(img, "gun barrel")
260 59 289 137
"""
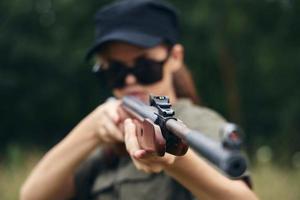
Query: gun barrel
166 119 247 178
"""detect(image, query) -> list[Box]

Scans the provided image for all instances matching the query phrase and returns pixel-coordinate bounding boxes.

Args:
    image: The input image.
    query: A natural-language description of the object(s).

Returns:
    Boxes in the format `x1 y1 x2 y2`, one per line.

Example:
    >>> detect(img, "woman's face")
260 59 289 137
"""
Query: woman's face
98 42 182 102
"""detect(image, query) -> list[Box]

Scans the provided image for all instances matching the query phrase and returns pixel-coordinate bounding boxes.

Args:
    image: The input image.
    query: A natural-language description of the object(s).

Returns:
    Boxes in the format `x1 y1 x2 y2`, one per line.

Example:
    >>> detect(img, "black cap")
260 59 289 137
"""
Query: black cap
86 0 179 60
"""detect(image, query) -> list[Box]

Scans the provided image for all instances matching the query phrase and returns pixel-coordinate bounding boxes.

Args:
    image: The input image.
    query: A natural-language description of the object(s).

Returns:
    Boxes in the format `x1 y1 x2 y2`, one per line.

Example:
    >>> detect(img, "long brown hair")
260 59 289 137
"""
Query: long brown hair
172 64 201 105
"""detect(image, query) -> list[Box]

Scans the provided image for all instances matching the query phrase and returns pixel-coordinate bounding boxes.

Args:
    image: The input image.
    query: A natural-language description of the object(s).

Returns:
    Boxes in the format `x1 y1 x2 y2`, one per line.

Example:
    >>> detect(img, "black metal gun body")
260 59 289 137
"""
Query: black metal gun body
121 95 247 178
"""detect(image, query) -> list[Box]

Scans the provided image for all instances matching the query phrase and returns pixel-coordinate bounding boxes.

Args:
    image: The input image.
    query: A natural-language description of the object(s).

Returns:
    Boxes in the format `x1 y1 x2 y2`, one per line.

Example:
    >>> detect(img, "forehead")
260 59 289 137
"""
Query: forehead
98 42 168 62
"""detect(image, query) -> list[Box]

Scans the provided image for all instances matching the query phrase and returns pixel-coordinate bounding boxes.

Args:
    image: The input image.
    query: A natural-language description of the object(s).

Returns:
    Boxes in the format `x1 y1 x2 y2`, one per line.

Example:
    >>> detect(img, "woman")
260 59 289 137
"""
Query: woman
21 0 258 200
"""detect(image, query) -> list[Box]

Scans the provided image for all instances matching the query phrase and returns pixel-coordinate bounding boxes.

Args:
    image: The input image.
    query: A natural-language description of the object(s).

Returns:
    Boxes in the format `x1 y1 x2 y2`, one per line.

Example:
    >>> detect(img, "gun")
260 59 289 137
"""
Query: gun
121 95 247 178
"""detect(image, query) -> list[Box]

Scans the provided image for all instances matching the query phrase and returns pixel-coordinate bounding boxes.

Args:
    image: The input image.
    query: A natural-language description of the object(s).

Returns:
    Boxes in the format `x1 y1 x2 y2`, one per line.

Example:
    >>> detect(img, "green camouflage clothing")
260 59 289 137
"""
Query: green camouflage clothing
74 98 229 200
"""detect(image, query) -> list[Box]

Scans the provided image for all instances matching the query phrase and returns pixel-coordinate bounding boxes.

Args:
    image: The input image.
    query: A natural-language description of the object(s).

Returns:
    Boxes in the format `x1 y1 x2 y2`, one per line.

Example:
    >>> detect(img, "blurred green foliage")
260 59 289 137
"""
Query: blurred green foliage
1 0 299 164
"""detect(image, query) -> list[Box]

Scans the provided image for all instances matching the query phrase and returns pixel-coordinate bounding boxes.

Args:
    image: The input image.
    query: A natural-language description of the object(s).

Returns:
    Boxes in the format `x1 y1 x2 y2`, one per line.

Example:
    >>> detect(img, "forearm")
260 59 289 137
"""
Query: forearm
165 149 258 200
20 118 100 200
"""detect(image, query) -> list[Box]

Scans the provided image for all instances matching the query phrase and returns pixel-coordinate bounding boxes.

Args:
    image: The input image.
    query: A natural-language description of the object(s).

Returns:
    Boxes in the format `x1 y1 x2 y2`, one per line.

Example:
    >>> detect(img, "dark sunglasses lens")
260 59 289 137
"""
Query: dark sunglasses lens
97 58 165 88
134 58 164 85
103 62 127 88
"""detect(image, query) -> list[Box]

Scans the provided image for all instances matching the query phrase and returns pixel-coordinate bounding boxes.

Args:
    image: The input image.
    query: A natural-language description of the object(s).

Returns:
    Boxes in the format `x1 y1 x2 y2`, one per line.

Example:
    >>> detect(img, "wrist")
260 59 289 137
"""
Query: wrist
72 114 103 145
163 149 195 172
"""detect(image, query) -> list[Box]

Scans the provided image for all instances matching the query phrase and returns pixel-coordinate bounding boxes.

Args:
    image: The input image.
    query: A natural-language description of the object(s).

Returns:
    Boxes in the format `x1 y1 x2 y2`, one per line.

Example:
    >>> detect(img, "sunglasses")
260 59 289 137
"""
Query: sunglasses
93 56 168 89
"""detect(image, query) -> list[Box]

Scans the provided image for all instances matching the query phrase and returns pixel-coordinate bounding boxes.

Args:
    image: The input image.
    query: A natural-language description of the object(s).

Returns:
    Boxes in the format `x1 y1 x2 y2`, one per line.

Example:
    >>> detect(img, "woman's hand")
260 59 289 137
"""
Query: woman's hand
123 118 176 173
85 99 126 145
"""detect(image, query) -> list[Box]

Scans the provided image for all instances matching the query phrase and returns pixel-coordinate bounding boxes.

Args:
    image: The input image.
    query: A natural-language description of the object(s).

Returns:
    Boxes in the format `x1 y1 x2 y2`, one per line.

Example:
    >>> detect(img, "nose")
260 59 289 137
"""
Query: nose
124 74 137 85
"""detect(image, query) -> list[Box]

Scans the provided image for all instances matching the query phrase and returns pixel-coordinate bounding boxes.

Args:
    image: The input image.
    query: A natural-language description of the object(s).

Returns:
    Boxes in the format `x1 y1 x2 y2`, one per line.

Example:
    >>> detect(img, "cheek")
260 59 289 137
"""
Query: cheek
145 74 172 95
144 84 162 95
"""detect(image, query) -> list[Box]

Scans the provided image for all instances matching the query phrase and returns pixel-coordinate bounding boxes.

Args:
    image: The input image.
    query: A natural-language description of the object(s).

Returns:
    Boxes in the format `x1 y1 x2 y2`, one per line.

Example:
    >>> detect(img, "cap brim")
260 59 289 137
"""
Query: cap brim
85 30 163 60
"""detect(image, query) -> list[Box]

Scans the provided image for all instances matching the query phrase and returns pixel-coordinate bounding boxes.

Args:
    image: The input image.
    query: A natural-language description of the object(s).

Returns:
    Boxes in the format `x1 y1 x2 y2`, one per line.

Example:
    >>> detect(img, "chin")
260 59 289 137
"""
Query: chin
114 87 150 103
129 93 149 102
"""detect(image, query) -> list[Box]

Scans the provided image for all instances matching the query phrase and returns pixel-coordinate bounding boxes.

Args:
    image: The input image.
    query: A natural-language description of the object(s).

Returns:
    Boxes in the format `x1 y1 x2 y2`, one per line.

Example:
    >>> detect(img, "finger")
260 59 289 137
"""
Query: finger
124 119 142 156
132 148 157 159
117 106 130 122
143 164 163 173
104 100 121 123
134 151 176 167
133 149 150 159
132 161 163 174
151 166 163 173
103 109 120 124
102 116 124 142
96 115 119 143
97 126 114 143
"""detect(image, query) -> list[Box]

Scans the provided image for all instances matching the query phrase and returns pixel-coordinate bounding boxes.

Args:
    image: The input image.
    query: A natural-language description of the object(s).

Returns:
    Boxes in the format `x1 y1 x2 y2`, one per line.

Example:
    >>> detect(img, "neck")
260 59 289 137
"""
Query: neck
167 88 177 105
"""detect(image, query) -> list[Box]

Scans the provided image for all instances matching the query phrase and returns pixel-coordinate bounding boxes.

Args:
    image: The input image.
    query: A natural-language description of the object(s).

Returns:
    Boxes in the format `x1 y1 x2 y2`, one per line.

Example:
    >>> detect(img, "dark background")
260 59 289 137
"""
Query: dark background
1 0 299 165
